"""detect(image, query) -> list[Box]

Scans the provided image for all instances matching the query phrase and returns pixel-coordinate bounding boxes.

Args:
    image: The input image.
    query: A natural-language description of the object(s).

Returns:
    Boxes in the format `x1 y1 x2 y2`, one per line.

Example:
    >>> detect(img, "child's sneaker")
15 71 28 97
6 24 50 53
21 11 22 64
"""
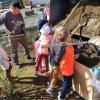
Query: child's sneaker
57 91 65 100
58 91 61 100
46 88 55 96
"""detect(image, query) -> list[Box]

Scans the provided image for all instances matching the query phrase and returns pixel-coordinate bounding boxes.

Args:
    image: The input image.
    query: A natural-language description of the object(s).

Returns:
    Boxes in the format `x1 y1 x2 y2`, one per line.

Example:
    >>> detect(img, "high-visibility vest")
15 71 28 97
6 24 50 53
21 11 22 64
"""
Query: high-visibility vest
60 45 74 76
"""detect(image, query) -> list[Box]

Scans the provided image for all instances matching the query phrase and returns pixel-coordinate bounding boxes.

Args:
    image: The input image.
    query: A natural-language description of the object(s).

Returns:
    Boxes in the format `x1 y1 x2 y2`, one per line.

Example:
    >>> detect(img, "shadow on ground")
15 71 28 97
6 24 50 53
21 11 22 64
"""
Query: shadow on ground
7 76 85 100
16 76 48 85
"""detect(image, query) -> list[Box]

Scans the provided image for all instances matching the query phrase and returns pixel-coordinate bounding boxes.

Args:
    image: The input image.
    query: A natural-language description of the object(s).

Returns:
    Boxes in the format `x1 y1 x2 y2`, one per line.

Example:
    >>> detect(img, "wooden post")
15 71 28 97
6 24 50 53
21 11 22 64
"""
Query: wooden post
73 61 93 100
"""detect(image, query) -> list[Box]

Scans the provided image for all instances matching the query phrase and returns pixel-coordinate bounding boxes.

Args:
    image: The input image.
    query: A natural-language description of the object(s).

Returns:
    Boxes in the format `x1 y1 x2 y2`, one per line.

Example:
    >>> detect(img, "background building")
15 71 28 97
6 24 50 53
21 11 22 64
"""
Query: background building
0 0 49 8
28 0 49 5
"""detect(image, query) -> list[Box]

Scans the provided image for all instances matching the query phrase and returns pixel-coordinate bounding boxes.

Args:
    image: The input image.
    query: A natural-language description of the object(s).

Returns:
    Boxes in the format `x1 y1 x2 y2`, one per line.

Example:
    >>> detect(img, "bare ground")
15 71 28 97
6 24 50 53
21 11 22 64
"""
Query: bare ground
0 2 100 99
0 33 84 100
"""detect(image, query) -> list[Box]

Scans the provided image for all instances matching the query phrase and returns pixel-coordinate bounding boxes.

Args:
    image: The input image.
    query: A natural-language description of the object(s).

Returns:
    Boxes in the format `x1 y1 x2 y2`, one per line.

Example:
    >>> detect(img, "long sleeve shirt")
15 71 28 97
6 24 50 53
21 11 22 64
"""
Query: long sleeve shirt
0 11 25 35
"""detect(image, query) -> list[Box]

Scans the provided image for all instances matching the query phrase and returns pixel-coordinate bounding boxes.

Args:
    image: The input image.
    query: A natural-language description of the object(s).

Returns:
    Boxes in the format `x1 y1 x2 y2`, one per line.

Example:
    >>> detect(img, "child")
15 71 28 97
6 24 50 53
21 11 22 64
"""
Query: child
30 1 34 12
44 3 50 21
34 22 53 76
92 63 100 100
47 26 72 95
47 26 74 100
57 27 74 100
37 8 47 30
0 45 17 83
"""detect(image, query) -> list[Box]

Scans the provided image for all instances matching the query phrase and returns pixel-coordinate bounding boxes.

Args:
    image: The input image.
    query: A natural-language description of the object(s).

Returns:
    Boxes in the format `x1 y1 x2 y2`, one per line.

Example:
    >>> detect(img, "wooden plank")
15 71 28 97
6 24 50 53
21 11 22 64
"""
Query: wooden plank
73 61 93 100
58 61 93 100
74 61 93 78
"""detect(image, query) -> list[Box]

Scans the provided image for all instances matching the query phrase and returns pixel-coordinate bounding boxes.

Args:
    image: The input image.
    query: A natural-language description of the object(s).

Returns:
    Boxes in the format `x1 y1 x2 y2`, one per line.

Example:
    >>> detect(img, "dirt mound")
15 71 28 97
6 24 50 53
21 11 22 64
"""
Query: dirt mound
60 2 100 37
76 44 100 68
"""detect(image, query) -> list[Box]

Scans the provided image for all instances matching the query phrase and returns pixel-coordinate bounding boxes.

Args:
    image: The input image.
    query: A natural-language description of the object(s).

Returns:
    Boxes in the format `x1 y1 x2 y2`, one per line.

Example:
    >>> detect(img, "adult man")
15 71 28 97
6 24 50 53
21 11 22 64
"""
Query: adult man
0 1 31 67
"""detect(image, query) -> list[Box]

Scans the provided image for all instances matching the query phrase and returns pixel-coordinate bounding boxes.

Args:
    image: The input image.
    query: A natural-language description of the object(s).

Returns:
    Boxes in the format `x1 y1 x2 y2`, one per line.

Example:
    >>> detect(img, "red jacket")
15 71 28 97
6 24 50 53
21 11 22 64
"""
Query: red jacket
60 45 74 76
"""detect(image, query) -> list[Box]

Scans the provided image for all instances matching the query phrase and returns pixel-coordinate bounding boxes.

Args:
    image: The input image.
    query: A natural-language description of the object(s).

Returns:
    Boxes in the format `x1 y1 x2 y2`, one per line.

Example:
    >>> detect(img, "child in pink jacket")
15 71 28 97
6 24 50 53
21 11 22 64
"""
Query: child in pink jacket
34 22 53 76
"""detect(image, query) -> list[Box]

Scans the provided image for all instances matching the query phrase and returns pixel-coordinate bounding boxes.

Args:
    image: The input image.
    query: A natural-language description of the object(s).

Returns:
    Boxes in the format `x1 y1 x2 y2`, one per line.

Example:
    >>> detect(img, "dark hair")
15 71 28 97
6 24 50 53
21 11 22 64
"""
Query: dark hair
11 1 22 9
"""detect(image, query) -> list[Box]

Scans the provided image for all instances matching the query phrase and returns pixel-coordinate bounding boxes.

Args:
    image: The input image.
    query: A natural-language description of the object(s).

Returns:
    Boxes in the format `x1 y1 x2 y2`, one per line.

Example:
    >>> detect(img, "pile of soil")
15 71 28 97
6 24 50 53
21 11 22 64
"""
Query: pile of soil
61 1 100 37
76 44 100 68
56 1 100 69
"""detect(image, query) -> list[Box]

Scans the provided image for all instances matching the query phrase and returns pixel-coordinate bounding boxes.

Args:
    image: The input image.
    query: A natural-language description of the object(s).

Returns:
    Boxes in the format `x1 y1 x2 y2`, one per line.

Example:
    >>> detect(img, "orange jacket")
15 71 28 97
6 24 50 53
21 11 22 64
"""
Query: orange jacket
60 45 74 76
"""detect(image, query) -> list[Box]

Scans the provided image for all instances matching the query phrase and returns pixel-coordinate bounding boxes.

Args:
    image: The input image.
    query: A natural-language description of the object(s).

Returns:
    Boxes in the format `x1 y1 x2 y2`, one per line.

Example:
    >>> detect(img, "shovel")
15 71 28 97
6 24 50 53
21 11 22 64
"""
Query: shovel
71 13 90 37
63 2 81 25
71 20 87 36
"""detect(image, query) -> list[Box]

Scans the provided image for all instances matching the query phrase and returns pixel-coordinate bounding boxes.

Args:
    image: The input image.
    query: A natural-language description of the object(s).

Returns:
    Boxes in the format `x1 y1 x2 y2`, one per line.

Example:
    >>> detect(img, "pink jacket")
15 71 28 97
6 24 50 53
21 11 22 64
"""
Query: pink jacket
34 40 41 58
38 35 53 54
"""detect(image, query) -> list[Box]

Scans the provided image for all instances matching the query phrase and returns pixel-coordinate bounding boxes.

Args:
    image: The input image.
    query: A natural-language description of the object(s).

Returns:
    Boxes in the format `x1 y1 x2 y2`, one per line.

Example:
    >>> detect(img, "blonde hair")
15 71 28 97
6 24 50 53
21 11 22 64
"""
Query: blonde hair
54 26 69 41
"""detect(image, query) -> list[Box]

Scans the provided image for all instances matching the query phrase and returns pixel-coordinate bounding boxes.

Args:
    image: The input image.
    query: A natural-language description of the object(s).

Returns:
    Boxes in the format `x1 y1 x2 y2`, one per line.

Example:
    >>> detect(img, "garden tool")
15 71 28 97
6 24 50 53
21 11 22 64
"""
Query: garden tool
71 13 90 46
41 37 100 49
63 0 87 26
0 34 24 39
41 41 88 48
0 20 24 45
63 1 81 26
71 20 87 37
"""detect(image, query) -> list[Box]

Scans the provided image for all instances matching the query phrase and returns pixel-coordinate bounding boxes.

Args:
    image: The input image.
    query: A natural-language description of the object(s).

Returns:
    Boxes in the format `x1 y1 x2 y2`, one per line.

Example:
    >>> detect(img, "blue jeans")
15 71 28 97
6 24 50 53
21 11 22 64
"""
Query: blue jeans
38 19 47 30
60 75 73 99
